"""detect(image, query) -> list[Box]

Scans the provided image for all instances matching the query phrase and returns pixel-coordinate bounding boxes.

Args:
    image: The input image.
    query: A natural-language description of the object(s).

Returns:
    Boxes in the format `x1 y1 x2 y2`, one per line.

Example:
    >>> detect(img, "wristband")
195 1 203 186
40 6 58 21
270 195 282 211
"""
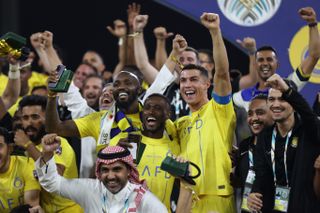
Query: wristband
308 22 318 28
23 141 33 149
128 31 142 37
170 55 184 69
8 64 20 79
47 93 57 98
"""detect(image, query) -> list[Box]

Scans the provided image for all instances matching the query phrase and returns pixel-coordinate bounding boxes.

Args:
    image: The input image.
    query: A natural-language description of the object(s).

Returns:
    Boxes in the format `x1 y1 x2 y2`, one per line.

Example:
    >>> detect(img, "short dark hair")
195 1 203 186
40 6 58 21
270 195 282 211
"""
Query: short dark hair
144 93 171 110
31 85 48 94
19 95 47 111
251 94 268 102
81 62 98 74
198 49 214 64
182 64 209 78
0 127 11 144
256 46 278 57
144 93 171 119
82 74 104 89
123 65 144 85
185 47 200 62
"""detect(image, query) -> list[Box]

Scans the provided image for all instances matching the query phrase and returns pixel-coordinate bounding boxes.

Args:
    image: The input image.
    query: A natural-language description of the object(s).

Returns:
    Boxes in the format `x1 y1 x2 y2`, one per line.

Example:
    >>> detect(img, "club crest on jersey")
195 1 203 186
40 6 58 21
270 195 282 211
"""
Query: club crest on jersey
55 146 62 155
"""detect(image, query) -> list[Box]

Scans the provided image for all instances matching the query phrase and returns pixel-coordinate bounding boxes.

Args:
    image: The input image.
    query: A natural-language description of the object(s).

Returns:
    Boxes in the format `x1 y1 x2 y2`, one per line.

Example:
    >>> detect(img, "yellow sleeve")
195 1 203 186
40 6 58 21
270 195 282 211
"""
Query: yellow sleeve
53 138 68 167
23 158 41 192
53 137 78 178
74 110 106 141
211 99 236 150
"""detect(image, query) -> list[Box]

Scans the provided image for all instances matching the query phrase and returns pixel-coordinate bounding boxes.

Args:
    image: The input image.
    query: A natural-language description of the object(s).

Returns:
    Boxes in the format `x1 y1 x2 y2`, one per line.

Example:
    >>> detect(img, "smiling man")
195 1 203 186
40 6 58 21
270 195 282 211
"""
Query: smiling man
45 34 187 152
234 94 273 211
134 94 180 211
0 127 40 213
247 74 320 213
81 74 103 111
233 7 320 111
35 135 167 213
175 12 236 213
13 95 83 213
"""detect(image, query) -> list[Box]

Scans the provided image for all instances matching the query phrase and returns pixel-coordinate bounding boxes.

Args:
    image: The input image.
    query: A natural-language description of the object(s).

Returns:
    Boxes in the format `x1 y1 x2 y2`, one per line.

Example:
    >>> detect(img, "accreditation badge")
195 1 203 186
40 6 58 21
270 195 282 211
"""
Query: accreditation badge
245 169 255 184
274 186 290 212
241 169 256 212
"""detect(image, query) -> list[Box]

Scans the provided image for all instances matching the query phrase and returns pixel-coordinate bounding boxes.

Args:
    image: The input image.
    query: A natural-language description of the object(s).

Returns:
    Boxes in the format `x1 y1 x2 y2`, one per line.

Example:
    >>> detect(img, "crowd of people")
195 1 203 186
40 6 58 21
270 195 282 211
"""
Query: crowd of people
0 3 319 213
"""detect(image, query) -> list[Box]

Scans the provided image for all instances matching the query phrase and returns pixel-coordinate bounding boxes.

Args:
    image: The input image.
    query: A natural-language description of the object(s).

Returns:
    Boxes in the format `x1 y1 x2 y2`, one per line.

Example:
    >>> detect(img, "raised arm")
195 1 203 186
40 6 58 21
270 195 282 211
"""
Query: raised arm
107 20 127 76
43 31 63 70
30 32 51 73
236 37 258 90
154 26 173 70
126 2 141 65
133 14 159 84
201 13 231 96
46 92 80 137
45 71 80 137
36 134 93 206
142 34 187 102
299 7 320 76
2 54 21 110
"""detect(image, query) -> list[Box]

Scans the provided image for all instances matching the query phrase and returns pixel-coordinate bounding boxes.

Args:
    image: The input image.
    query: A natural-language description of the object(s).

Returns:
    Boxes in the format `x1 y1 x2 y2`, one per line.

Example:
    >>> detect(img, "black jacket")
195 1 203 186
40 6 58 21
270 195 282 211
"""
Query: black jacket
252 89 320 213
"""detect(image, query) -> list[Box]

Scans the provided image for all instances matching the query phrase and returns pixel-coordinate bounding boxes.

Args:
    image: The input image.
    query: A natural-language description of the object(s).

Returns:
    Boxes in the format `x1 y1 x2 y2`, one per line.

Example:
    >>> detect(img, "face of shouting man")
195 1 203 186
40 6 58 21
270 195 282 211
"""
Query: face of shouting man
82 76 103 109
142 95 170 138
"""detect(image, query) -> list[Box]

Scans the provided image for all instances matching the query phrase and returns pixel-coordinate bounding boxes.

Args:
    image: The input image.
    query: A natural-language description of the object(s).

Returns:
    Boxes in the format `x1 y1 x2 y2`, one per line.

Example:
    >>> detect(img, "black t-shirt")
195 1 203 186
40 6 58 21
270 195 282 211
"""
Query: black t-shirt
164 77 240 121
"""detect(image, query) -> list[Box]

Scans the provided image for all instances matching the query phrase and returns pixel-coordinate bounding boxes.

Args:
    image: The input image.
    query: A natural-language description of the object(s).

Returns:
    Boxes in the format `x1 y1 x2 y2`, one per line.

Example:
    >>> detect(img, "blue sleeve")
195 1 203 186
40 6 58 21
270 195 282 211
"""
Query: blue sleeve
212 92 232 105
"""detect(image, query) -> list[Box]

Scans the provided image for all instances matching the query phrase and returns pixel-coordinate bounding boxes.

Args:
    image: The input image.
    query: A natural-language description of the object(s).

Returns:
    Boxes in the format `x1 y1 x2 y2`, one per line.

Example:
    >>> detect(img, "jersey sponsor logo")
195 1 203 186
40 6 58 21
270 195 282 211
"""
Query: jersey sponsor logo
141 165 171 179
289 24 320 84
0 195 23 210
218 0 282 27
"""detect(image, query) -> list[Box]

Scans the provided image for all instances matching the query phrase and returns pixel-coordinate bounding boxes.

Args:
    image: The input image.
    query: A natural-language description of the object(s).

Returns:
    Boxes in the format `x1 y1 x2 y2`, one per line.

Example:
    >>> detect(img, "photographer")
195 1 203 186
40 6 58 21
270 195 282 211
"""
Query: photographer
0 127 40 213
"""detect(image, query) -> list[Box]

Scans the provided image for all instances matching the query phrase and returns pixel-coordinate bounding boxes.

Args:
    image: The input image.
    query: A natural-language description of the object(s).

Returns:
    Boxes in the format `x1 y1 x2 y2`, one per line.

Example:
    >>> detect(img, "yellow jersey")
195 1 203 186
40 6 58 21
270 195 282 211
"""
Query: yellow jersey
74 110 142 151
8 71 48 116
176 98 236 196
0 155 40 213
32 137 83 213
0 73 8 96
137 133 180 211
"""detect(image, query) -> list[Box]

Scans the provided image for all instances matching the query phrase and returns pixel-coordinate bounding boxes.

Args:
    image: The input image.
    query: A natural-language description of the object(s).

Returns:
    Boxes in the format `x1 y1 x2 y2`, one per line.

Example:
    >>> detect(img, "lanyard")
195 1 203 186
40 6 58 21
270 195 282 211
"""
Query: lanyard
248 149 254 168
271 128 292 187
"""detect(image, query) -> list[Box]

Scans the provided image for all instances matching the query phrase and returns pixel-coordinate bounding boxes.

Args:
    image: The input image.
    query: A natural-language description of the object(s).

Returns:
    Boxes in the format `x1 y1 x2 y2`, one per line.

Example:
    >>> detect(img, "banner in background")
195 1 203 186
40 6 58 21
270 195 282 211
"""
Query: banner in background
154 0 320 104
